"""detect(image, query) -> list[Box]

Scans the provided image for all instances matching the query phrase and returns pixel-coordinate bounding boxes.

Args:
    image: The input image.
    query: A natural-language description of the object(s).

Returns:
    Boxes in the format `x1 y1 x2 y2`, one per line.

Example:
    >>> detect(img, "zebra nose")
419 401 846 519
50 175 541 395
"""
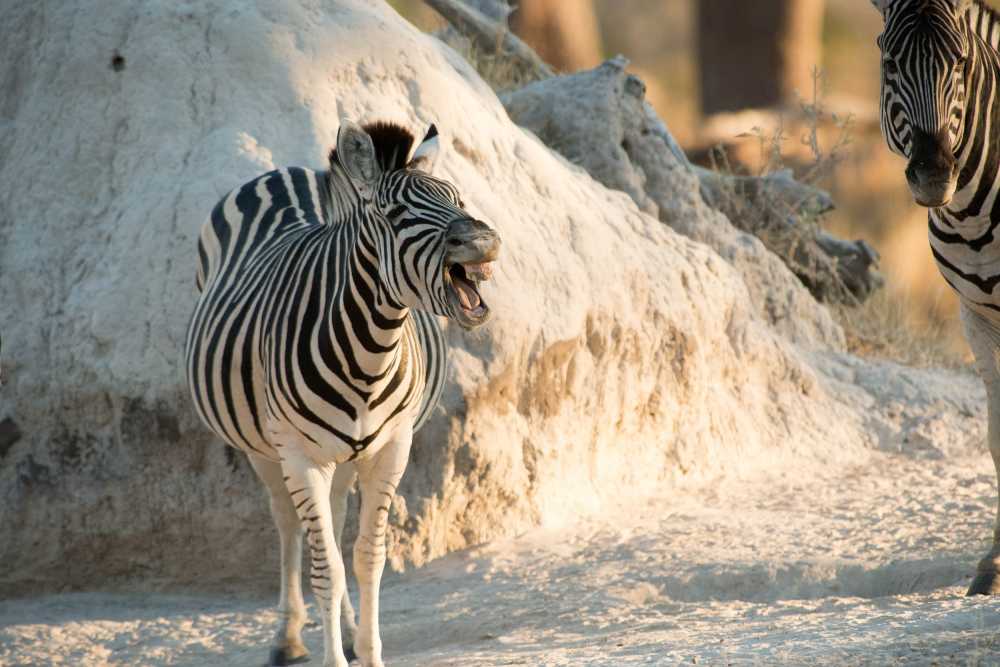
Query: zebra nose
906 159 954 186
906 128 955 184
446 218 501 261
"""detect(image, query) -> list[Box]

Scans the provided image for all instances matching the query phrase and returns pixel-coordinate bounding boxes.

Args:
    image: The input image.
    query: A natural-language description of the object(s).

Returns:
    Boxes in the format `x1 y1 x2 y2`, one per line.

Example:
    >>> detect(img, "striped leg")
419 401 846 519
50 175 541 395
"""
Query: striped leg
280 449 351 667
962 305 1000 595
331 462 359 660
352 435 412 667
247 453 309 665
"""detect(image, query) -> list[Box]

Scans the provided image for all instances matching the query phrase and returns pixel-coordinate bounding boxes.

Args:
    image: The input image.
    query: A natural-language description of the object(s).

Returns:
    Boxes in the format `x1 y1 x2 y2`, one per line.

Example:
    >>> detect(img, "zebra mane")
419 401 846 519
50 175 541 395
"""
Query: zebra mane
967 0 1000 50
328 121 416 174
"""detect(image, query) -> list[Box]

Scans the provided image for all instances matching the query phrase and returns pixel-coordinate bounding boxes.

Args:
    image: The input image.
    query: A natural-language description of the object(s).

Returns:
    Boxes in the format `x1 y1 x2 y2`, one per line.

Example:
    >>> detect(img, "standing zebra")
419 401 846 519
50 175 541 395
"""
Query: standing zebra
872 0 1000 594
185 120 501 666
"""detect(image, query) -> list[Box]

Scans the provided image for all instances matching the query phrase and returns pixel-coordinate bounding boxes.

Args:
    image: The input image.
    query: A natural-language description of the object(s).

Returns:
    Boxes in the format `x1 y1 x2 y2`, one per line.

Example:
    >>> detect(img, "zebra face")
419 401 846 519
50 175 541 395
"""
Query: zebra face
376 171 500 329
874 0 972 207
336 121 501 329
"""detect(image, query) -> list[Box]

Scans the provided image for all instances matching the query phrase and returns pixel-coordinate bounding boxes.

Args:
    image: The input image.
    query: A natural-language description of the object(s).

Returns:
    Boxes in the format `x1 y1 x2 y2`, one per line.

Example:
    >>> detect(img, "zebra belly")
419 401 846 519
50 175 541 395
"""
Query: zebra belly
201 347 423 465
260 408 416 465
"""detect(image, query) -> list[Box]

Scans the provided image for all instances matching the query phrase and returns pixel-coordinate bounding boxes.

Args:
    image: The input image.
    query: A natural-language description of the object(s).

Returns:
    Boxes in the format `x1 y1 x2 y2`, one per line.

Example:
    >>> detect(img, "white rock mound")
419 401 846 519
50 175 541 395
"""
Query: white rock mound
0 0 984 592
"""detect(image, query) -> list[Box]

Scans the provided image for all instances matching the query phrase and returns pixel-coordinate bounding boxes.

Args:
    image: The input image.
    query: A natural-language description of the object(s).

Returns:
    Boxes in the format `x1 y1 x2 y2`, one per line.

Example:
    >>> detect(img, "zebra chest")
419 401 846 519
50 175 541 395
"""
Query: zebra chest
929 213 1000 318
259 358 423 463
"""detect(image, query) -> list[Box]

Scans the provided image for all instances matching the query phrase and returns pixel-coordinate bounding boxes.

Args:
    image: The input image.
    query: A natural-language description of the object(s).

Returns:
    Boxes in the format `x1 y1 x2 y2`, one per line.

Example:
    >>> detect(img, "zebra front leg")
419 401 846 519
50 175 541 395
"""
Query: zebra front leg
352 435 412 667
962 305 1000 595
968 381 1000 594
331 461 359 661
281 449 352 667
967 379 1000 595
247 453 310 665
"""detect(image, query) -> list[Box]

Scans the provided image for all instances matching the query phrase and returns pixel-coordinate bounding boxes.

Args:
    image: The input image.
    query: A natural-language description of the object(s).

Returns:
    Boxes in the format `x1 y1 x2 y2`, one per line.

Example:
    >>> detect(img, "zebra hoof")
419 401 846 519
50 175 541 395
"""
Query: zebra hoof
967 569 1000 596
344 645 358 663
967 553 1000 596
269 646 310 665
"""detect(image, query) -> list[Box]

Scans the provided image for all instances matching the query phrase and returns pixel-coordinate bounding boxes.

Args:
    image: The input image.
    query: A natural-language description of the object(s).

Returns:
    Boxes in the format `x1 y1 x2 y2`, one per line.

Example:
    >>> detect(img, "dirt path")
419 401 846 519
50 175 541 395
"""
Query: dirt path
4 447 1000 666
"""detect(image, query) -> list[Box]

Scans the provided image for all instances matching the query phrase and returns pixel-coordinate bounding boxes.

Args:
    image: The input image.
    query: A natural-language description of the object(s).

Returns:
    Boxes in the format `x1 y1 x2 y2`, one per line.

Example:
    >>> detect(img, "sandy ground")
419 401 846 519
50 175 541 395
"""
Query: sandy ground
4 443 1000 666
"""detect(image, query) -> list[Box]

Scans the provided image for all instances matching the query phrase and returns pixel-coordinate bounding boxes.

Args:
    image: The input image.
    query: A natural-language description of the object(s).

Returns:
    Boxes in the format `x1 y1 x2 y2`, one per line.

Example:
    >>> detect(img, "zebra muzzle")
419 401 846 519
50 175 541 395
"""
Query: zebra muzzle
444 218 500 327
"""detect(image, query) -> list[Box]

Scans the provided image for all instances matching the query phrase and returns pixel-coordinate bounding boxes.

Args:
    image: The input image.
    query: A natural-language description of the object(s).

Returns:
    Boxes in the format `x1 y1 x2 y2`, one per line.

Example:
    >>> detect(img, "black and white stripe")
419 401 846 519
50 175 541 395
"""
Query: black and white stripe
874 0 1000 598
875 0 1000 314
183 120 500 666
185 126 458 462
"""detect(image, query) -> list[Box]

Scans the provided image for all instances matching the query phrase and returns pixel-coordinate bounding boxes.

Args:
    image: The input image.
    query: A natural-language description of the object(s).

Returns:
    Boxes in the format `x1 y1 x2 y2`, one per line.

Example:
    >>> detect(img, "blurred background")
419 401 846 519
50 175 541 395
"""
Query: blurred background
389 0 1000 361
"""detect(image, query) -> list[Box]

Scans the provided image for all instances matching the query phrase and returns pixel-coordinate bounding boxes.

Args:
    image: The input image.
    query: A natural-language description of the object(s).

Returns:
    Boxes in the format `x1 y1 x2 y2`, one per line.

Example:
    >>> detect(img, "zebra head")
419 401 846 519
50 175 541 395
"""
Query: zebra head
334 120 501 329
873 0 973 207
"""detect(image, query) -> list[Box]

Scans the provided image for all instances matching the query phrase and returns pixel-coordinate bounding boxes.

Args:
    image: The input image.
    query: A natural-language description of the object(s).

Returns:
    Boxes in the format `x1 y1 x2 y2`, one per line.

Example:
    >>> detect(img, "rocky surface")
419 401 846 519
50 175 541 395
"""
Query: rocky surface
500 57 849 344
0 0 986 601
2 378 995 665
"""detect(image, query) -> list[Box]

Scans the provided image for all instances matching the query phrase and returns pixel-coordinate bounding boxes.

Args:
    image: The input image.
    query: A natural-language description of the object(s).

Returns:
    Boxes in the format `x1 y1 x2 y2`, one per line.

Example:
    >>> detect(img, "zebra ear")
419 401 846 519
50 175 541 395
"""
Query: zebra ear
335 120 381 196
869 0 891 13
408 125 440 174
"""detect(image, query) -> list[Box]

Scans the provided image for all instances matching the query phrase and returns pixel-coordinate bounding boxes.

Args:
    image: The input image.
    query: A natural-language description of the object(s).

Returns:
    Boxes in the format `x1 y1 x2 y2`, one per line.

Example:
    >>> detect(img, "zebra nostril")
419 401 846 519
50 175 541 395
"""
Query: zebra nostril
448 238 463 247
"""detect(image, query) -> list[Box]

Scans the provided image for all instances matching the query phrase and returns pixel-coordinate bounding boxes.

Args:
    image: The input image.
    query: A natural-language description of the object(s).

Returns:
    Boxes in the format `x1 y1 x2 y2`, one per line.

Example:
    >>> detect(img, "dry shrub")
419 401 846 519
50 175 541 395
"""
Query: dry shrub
705 70 861 304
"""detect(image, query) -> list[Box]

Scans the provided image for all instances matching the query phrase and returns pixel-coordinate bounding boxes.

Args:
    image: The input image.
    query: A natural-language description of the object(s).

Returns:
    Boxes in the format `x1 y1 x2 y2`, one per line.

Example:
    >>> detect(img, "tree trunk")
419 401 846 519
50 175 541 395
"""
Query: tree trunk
697 0 825 115
510 0 602 72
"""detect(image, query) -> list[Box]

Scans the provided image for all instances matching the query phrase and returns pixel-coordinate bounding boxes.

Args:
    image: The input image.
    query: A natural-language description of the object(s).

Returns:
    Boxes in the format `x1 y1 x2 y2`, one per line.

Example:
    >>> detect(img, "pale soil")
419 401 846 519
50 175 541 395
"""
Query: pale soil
4 445 1000 666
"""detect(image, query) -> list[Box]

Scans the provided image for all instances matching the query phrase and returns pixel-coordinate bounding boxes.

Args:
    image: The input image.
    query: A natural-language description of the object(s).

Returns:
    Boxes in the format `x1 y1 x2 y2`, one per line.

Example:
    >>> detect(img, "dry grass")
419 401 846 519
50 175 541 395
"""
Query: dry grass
833 289 970 369
439 30 549 93
461 41 542 92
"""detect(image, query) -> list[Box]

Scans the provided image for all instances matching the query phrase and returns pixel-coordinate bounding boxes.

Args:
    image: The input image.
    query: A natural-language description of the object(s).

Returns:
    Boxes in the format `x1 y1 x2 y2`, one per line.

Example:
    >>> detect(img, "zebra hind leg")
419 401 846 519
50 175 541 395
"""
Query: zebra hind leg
331 461 359 661
280 448 352 667
247 453 311 665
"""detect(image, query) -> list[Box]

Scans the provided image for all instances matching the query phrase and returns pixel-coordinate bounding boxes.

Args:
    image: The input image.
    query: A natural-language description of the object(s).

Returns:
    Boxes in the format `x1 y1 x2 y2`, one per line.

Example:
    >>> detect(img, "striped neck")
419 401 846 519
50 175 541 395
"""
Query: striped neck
320 165 411 389
323 162 365 226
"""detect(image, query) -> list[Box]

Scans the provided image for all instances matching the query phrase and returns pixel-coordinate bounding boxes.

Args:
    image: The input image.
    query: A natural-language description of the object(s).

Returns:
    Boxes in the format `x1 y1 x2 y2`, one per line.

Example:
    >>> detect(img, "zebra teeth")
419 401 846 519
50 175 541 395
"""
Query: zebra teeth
460 262 493 281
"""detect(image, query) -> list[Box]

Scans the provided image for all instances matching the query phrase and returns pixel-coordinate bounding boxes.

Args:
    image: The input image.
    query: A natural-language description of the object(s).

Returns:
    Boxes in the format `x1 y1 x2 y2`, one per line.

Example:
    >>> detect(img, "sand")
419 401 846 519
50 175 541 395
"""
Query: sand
4 438 1000 666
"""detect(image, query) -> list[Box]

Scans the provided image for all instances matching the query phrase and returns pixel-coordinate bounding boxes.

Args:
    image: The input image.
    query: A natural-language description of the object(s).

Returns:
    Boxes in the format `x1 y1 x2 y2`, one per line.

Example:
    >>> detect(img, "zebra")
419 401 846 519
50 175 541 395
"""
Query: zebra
184 119 501 666
872 0 1000 595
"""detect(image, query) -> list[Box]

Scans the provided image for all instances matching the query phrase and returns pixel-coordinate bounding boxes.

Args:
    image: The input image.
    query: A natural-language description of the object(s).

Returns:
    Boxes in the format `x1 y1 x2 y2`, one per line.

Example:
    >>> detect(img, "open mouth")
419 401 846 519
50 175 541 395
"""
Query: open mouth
446 261 493 327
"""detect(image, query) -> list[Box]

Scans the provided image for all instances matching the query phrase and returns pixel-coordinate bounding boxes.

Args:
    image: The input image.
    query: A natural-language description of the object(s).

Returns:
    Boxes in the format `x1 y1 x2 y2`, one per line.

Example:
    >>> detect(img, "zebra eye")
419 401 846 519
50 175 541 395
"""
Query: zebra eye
883 59 898 75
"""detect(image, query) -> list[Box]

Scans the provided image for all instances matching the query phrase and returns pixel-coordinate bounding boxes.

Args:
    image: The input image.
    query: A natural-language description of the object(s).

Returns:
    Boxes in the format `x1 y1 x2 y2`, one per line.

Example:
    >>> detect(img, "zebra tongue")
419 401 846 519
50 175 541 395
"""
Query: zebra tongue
455 279 480 310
